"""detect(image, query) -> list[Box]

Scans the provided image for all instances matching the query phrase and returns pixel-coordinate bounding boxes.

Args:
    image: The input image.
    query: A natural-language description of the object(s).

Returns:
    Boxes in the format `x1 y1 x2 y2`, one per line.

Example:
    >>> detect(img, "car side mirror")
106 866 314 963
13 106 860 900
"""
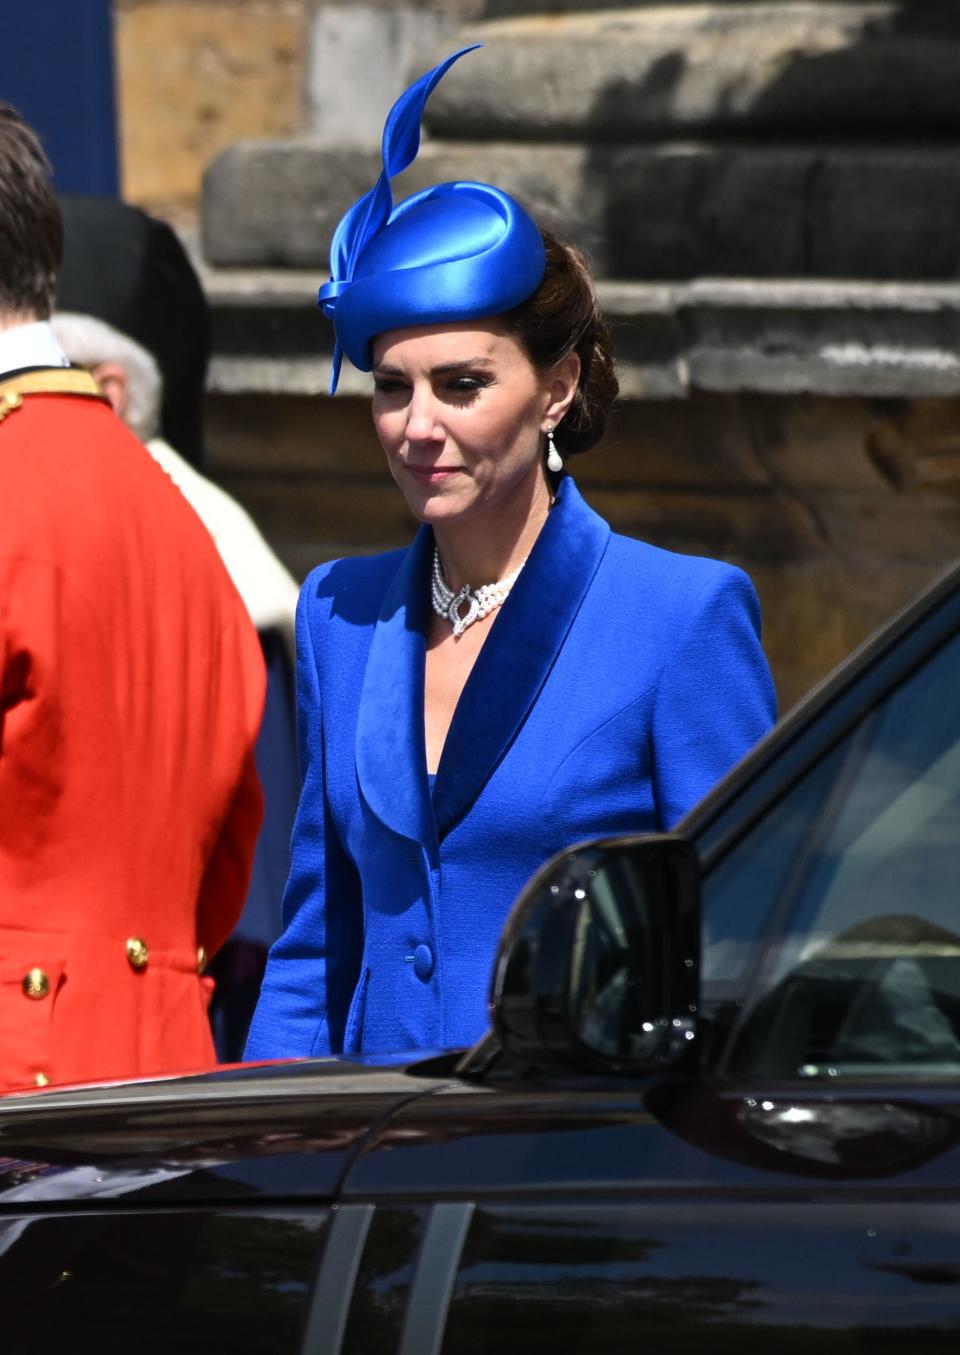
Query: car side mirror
491 835 701 1074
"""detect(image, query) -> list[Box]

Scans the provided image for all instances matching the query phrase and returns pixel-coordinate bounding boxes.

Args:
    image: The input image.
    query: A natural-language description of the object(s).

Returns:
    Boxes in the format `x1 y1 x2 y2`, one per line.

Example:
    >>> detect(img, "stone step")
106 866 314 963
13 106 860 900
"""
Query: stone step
195 246 960 402
480 0 672 15
478 0 899 17
424 3 960 140
204 137 960 281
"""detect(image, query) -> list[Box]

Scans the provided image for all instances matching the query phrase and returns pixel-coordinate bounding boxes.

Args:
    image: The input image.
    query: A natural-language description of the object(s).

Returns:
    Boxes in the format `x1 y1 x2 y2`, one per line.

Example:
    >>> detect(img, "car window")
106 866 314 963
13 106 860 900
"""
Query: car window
700 628 960 1080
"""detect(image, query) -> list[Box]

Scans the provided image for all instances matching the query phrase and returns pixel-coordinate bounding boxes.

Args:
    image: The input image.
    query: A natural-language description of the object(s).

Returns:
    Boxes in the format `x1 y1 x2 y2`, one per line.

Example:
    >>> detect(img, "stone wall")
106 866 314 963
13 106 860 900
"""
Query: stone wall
114 0 484 217
117 0 960 717
114 1 306 219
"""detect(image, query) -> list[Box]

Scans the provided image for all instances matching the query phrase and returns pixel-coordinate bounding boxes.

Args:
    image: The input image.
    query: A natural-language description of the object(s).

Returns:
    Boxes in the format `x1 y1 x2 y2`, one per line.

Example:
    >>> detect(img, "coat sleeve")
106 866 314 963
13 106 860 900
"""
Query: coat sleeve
650 565 777 829
244 579 363 1060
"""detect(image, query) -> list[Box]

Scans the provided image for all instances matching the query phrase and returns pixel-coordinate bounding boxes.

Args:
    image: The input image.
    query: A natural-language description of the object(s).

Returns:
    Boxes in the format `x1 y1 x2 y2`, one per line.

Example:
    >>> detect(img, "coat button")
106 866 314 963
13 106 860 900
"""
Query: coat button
126 937 149 970
413 944 434 981
22 969 50 1000
196 946 207 974
34 1072 50 1087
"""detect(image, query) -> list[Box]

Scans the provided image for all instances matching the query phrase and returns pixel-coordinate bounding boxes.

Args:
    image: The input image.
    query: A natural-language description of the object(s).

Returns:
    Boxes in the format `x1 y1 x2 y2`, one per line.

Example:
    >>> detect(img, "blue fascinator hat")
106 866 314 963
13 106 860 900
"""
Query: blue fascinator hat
318 45 547 393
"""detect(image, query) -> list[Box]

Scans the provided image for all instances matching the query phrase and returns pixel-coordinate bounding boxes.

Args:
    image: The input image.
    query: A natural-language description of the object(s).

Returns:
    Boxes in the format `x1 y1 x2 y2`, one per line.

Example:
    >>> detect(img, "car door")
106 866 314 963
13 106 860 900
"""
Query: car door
332 572 960 1354
0 1062 440 1355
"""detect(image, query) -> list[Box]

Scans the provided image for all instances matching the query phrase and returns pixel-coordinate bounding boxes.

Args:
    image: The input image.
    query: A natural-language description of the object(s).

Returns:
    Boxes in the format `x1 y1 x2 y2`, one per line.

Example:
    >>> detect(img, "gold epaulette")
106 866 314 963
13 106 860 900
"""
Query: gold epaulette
0 368 108 422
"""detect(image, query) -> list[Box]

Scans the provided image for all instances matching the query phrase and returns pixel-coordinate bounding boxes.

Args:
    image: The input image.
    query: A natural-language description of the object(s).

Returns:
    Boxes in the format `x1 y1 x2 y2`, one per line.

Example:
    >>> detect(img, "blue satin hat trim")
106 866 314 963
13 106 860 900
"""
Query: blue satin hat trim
330 182 545 374
318 45 546 392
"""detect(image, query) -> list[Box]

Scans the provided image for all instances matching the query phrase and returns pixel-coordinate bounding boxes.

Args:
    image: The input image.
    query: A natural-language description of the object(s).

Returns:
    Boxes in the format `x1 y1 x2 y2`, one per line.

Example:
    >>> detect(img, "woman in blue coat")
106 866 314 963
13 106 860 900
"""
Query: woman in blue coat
245 48 776 1061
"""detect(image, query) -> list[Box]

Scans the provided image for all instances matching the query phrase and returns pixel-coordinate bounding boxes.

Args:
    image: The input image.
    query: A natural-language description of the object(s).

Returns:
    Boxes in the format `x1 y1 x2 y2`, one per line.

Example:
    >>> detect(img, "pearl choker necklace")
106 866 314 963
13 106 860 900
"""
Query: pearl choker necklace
431 548 525 637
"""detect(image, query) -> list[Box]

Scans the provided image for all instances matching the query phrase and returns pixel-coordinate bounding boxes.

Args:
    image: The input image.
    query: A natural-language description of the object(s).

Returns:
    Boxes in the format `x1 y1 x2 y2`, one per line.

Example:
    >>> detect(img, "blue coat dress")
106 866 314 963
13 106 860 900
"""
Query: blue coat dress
244 477 776 1059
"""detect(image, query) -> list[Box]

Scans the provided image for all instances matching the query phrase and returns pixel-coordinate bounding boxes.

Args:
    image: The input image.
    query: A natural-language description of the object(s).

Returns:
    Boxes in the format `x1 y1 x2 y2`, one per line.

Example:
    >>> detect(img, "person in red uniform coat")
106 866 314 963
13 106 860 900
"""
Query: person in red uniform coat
0 105 265 1093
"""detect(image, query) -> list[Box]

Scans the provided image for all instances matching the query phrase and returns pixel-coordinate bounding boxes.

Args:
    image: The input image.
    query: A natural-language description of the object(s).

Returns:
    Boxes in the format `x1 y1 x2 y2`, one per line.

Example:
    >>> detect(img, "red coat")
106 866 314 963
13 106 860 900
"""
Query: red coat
0 379 265 1092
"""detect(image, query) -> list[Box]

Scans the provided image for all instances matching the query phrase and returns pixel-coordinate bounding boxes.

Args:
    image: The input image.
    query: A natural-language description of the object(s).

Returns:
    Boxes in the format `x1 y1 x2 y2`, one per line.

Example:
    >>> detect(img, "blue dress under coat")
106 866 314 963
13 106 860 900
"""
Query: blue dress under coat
244 477 776 1060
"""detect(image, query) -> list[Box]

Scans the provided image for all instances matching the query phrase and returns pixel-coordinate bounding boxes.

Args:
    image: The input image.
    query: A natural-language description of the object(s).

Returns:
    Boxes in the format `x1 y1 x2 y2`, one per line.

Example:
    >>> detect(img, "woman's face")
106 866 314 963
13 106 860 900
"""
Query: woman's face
371 319 562 529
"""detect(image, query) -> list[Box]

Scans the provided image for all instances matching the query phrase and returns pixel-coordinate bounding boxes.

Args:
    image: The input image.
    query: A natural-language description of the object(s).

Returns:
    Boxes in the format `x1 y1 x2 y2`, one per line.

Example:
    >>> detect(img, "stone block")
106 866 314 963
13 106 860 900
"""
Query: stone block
115 2 306 210
203 142 382 266
584 485 824 561
206 393 385 477
814 489 960 565
425 4 960 141
204 137 804 273
864 399 960 491
739 396 890 493
597 145 960 281
595 143 809 278
202 138 589 265
307 3 455 141
603 300 688 399
685 282 960 396
219 475 416 550
811 149 960 279
588 395 770 489
202 137 960 281
301 0 488 153
480 0 640 14
748 557 941 715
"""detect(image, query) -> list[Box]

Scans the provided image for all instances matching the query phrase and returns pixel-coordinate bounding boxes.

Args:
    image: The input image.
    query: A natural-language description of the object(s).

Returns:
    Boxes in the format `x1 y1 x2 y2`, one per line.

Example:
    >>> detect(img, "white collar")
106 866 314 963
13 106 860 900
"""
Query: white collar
0 320 70 378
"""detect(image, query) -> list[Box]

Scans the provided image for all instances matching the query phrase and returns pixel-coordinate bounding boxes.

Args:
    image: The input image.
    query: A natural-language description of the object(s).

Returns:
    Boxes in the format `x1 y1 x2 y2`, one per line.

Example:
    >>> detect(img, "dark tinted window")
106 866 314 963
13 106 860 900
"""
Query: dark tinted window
701 629 960 1079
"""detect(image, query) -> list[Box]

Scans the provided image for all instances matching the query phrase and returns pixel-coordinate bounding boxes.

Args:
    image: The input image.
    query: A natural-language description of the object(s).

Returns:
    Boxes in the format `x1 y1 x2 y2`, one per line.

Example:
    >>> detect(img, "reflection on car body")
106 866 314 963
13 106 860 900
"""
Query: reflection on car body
4 562 960 1352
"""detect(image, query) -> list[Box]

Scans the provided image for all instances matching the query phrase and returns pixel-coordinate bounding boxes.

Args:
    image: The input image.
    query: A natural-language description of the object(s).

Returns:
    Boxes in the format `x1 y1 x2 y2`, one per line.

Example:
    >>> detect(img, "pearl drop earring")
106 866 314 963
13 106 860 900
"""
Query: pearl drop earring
546 424 563 474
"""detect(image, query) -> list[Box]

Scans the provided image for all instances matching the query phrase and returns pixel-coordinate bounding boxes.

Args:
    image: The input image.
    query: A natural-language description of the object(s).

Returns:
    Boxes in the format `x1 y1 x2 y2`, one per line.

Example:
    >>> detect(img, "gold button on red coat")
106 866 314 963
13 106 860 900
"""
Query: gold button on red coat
126 937 149 970
34 1072 50 1087
196 946 207 974
22 968 50 999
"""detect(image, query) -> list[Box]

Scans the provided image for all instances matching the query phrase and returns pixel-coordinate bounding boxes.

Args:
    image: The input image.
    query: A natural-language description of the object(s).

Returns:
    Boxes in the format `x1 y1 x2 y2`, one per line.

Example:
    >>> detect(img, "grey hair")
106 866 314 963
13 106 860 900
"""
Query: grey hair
51 310 163 443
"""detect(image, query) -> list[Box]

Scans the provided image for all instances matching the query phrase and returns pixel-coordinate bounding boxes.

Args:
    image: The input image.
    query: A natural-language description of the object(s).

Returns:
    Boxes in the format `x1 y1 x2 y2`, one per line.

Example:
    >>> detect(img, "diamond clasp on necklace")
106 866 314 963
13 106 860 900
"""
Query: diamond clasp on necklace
448 587 479 637
431 547 526 637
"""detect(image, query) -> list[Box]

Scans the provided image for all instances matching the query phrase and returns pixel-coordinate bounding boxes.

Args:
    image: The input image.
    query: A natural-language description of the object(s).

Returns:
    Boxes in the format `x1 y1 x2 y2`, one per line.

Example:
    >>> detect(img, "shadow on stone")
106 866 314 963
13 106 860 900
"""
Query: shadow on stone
580 1 960 281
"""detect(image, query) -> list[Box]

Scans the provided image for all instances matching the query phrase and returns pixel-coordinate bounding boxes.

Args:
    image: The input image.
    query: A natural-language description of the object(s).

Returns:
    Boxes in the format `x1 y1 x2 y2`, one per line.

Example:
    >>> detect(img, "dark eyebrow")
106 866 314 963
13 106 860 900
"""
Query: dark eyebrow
430 358 495 375
372 358 495 377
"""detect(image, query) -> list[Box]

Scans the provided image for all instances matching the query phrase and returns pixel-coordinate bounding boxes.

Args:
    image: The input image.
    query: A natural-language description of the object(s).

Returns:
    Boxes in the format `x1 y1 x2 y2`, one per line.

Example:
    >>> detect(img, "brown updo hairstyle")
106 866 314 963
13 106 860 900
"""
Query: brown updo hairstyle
501 231 618 460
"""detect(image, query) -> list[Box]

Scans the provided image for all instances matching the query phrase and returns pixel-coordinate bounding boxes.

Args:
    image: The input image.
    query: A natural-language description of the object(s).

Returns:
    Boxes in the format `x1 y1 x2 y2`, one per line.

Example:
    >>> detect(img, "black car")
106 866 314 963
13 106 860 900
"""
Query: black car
3 562 960 1355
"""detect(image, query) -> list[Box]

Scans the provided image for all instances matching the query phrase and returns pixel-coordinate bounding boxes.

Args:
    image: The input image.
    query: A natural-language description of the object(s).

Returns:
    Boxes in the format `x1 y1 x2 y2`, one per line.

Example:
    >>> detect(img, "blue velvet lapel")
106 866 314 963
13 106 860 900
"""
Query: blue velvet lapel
355 524 437 850
433 477 611 839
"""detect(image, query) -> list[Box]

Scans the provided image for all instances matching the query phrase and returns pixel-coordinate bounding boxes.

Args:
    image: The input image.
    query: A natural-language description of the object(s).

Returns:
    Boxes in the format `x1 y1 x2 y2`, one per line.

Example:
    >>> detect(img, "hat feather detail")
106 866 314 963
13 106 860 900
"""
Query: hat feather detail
323 44 481 390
